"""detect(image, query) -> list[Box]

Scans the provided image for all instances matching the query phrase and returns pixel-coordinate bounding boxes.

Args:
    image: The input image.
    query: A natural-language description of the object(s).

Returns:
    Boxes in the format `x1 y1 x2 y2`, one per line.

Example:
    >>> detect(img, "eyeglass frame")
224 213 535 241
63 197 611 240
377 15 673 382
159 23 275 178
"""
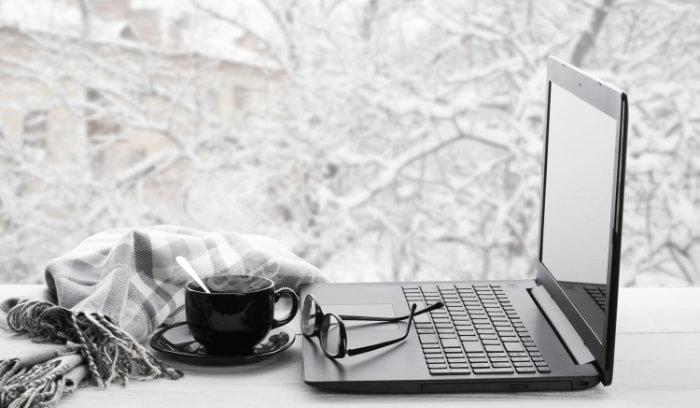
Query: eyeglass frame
301 294 444 359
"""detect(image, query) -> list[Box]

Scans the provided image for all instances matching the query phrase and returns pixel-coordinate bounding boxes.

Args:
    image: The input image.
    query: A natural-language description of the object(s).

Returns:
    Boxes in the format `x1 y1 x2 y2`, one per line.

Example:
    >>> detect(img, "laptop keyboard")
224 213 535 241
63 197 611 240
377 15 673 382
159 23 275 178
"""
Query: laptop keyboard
402 284 550 376
584 286 607 311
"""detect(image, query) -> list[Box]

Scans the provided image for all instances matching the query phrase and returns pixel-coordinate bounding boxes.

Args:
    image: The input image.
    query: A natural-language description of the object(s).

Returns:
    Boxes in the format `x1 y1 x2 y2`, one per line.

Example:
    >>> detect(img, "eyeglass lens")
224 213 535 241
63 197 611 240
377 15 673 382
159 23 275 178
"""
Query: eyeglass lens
320 314 342 356
301 295 317 336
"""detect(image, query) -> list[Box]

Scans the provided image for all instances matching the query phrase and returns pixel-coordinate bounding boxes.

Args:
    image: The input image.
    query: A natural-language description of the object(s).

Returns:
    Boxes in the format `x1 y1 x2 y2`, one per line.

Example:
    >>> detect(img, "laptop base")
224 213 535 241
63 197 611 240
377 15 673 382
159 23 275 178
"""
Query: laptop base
301 280 600 393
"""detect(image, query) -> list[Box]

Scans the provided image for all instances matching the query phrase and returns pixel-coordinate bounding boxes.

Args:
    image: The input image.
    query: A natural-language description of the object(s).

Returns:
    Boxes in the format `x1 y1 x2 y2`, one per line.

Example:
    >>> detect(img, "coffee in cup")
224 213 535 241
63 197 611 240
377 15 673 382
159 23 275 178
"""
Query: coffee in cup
185 274 299 354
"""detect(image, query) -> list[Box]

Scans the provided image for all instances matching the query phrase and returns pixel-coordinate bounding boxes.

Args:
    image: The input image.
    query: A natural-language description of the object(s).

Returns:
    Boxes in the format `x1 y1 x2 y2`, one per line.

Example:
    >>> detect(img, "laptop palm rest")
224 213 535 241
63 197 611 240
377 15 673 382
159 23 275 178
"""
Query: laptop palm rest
530 286 595 365
324 303 400 331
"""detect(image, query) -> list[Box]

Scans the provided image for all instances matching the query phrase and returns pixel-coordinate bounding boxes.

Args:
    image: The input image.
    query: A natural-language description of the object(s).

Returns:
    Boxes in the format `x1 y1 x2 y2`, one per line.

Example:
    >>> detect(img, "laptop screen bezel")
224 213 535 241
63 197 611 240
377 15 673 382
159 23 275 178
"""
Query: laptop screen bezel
536 57 628 386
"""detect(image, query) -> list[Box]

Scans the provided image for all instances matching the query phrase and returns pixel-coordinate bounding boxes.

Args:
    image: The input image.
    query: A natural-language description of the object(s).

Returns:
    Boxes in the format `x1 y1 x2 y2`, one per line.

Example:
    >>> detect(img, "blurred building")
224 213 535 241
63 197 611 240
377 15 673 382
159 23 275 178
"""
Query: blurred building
0 0 283 281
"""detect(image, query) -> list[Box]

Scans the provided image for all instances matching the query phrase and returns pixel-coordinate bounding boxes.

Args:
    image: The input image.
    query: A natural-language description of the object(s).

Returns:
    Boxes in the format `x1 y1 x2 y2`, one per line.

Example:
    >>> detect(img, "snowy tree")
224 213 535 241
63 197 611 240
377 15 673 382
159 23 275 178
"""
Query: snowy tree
0 0 698 286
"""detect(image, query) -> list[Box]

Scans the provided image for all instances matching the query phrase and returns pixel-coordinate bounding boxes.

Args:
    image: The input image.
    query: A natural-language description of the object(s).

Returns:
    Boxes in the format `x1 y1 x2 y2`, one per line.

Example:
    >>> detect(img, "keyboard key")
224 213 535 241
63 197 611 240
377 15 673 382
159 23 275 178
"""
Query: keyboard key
431 369 471 375
511 356 530 362
420 334 439 344
461 341 483 353
515 367 536 374
473 367 514 375
504 342 524 352
496 328 514 334
414 314 431 323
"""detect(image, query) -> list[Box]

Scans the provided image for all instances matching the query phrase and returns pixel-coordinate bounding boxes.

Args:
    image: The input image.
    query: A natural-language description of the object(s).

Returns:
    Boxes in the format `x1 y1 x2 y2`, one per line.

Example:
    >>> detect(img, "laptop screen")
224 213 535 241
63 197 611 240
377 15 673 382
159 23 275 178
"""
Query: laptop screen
540 82 618 342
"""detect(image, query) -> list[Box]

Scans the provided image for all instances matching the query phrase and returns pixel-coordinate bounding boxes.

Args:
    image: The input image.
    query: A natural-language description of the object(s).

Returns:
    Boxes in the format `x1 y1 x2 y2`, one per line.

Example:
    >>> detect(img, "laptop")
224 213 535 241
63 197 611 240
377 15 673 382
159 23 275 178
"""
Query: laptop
300 56 629 393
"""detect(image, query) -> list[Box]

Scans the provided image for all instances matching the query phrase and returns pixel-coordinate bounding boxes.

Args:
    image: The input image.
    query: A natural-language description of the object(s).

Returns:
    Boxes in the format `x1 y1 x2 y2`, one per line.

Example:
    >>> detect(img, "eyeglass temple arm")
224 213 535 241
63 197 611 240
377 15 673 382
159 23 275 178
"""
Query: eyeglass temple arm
345 304 417 357
338 301 443 322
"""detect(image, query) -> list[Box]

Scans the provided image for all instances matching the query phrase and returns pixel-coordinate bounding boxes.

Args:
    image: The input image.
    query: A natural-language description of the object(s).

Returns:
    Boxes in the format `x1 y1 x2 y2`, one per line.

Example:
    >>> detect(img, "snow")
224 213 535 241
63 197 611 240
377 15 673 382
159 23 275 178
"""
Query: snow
0 0 83 34
0 0 698 287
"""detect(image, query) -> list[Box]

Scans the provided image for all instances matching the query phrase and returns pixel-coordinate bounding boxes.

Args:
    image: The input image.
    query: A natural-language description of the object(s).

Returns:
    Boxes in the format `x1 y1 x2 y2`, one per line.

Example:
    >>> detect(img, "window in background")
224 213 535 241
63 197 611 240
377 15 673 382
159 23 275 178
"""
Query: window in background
0 0 697 287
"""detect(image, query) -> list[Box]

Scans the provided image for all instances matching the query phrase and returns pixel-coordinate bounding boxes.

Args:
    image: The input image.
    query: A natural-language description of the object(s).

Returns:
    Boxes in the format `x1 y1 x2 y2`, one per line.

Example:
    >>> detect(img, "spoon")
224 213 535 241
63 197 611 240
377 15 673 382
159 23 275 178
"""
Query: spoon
175 256 211 293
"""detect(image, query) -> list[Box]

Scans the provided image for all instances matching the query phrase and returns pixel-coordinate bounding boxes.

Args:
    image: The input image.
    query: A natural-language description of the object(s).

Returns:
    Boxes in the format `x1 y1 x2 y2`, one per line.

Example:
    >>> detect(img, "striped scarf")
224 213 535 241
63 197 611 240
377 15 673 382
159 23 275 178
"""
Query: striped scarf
0 226 325 408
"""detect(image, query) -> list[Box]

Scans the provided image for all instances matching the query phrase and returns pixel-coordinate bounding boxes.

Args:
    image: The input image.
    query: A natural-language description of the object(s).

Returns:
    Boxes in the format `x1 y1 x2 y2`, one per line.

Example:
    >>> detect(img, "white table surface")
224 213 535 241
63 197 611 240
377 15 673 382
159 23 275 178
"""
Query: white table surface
1 285 698 408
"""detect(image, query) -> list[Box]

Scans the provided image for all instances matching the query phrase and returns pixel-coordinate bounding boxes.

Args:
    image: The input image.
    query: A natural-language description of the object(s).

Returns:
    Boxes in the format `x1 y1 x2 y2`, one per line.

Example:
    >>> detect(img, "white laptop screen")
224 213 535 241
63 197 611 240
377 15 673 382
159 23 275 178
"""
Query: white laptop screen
541 82 618 341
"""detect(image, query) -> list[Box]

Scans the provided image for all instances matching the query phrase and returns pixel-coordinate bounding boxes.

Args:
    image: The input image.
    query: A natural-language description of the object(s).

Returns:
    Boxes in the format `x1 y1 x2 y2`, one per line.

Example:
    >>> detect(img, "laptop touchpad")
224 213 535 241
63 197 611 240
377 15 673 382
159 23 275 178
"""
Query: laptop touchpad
324 303 399 330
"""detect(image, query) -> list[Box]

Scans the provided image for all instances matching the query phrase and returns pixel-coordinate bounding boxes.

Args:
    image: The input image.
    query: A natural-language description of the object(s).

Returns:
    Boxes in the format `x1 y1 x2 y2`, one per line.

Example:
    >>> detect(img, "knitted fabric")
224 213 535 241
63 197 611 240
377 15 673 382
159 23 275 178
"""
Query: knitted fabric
0 226 325 408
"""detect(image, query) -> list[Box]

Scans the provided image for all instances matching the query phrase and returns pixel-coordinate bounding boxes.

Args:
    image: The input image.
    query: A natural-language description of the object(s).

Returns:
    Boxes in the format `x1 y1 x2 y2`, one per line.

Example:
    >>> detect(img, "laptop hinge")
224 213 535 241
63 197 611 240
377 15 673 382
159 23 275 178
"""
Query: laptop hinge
530 285 595 365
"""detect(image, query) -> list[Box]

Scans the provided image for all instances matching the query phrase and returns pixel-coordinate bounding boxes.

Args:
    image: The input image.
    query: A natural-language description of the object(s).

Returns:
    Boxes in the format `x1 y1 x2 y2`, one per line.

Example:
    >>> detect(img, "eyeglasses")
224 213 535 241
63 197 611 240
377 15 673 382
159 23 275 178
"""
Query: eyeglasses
301 294 444 359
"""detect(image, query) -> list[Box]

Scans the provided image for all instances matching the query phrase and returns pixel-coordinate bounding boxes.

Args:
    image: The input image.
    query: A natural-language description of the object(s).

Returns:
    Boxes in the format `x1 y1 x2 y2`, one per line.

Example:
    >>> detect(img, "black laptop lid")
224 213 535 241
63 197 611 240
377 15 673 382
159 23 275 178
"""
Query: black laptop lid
536 57 628 386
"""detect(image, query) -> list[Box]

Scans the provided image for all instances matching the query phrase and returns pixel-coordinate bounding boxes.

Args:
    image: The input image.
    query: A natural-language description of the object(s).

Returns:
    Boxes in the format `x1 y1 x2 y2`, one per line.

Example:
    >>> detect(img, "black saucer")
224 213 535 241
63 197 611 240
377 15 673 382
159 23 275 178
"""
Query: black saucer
149 322 295 365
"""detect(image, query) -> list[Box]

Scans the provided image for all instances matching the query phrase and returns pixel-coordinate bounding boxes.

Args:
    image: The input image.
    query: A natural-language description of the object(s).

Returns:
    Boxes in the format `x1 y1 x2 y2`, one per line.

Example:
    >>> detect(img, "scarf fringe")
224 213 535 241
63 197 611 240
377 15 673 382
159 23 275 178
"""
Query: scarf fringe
0 358 67 408
1 299 183 408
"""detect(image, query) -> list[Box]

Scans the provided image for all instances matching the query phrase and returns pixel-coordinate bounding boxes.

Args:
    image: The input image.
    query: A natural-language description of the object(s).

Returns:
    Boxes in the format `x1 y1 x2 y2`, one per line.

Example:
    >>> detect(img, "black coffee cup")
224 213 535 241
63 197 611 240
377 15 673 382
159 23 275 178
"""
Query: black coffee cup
185 274 299 354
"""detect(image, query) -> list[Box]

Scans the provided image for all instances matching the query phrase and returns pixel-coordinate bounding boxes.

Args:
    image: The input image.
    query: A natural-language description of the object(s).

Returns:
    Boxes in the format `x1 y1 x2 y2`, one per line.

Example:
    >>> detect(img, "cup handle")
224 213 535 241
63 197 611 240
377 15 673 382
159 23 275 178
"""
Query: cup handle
271 287 299 329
